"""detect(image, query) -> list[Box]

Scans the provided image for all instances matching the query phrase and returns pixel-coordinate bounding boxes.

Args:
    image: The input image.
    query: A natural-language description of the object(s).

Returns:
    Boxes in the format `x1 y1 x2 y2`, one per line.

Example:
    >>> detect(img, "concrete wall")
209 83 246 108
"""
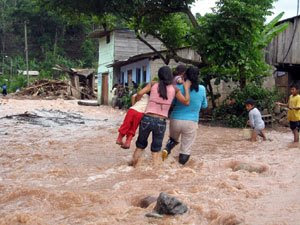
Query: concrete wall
149 59 180 79
209 76 276 106
97 33 115 104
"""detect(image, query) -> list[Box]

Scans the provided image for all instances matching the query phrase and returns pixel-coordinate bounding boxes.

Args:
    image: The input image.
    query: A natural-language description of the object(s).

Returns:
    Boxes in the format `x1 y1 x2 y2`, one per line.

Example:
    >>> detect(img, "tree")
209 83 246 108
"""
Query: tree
0 0 99 77
39 0 200 65
39 0 287 107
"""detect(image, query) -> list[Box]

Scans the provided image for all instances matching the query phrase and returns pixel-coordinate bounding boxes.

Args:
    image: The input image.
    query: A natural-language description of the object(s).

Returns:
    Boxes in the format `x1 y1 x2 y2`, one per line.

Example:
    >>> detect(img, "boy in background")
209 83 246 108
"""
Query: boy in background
2 84 7 96
245 99 266 142
276 84 300 142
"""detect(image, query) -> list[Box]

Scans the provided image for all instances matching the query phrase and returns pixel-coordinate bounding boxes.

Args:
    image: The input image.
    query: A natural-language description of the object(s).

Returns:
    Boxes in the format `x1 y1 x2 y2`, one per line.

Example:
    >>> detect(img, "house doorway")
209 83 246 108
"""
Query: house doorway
101 73 109 105
127 70 132 87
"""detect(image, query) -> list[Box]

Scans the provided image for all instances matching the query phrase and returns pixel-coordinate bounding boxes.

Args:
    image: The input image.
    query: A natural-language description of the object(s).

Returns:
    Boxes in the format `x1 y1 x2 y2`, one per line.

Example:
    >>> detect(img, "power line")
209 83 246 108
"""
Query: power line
282 0 299 63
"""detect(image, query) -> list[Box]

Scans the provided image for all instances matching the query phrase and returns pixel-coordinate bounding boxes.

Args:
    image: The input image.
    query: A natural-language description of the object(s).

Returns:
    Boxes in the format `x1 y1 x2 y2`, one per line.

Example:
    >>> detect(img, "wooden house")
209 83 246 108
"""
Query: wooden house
89 28 163 105
266 15 300 98
52 65 95 99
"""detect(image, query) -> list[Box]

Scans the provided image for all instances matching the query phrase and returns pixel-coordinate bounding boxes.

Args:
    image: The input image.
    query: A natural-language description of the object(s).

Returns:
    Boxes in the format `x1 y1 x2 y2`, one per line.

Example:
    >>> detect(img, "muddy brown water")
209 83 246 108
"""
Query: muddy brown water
0 99 299 225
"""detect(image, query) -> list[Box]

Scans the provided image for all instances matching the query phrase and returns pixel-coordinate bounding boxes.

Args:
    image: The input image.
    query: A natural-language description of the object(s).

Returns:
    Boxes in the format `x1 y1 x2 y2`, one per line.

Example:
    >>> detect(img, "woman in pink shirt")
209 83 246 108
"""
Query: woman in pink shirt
131 66 191 167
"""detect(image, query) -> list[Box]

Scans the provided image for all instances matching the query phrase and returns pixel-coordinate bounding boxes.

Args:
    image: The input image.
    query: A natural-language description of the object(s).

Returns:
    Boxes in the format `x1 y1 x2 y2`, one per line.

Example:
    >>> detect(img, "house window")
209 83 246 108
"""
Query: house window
143 66 147 83
136 68 141 84
106 34 110 44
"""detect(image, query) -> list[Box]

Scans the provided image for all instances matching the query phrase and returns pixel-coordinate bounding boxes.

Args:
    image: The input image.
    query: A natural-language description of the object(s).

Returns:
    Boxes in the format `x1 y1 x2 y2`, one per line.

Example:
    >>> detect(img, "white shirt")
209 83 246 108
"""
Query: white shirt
249 107 265 130
130 94 149 113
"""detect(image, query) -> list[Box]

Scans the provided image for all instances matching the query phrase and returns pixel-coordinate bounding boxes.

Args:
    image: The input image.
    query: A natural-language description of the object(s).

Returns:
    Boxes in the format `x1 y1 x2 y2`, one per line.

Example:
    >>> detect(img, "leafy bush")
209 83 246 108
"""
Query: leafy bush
9 75 28 92
0 74 29 93
213 84 282 127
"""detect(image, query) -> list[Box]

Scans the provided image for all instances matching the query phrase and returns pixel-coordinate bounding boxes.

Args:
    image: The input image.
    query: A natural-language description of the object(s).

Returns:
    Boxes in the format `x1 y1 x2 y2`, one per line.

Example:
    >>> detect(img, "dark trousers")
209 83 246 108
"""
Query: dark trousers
136 115 166 152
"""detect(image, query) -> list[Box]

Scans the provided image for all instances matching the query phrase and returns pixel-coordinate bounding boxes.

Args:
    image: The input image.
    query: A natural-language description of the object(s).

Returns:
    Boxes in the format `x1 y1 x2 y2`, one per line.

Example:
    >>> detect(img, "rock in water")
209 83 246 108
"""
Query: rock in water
154 192 188 215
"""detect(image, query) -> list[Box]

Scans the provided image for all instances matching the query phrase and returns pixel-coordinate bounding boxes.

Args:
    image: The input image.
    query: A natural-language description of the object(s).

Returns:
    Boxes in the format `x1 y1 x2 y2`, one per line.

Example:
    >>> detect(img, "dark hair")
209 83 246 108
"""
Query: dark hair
290 84 299 90
173 65 187 77
158 66 173 100
186 66 199 92
112 84 118 89
245 98 255 106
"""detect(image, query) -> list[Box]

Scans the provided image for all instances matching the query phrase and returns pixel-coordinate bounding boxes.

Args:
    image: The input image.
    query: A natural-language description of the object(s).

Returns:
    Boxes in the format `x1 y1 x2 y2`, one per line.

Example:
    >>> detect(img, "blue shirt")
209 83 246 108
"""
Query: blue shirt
170 85 208 122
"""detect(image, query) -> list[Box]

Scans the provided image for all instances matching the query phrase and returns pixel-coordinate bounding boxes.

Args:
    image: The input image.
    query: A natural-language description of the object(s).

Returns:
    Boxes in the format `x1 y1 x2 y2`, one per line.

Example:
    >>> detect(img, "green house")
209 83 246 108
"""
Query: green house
89 29 163 105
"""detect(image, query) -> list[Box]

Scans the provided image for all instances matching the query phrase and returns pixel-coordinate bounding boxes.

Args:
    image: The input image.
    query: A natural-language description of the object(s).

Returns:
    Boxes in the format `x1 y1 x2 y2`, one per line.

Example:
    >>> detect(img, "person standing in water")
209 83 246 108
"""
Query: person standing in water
162 66 207 165
276 84 300 142
245 99 266 142
116 83 150 149
131 66 191 167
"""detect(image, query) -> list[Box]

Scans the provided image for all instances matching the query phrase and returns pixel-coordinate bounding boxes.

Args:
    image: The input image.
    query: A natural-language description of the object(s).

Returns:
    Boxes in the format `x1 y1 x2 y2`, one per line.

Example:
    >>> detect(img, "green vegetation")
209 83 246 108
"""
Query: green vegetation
1 0 289 127
213 84 282 127
0 74 28 93
38 0 287 107
0 0 98 92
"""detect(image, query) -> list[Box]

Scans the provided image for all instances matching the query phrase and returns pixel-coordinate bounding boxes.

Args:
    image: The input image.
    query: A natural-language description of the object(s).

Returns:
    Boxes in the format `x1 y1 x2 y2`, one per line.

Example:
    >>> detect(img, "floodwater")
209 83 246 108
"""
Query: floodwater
0 99 299 225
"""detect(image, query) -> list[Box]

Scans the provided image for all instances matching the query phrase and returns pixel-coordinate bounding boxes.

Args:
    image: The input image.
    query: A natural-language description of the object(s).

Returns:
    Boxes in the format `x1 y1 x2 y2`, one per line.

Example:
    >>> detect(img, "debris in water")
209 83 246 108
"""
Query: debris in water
228 161 268 173
0 110 86 127
145 212 164 218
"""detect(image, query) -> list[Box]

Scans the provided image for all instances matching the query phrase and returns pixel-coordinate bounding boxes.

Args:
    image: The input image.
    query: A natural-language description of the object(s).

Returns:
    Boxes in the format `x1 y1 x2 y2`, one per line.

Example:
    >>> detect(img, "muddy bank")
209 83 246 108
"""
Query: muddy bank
0 99 299 225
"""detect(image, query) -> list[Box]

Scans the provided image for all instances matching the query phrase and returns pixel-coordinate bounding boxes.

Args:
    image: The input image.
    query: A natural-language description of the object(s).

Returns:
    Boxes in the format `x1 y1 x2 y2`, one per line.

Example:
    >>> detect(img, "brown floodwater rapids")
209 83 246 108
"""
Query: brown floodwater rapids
0 99 299 225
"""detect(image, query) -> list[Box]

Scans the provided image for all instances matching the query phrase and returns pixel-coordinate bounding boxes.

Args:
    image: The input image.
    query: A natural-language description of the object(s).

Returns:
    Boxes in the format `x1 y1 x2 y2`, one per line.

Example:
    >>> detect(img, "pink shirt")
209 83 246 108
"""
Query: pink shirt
145 83 176 118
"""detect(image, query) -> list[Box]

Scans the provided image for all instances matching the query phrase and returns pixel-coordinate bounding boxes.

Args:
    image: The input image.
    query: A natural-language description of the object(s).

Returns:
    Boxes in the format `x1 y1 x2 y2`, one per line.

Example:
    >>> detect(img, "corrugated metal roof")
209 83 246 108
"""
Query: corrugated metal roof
278 15 300 24
107 51 167 68
88 28 131 38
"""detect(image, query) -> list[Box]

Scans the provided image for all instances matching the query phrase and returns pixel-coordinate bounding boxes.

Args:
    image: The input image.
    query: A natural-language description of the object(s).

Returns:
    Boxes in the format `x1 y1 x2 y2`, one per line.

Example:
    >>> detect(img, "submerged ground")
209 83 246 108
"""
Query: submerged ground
0 99 299 225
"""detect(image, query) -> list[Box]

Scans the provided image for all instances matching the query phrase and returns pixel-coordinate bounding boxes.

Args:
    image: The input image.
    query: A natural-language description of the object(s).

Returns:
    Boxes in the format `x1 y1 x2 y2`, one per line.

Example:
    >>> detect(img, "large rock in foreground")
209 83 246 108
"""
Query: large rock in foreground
154 192 188 215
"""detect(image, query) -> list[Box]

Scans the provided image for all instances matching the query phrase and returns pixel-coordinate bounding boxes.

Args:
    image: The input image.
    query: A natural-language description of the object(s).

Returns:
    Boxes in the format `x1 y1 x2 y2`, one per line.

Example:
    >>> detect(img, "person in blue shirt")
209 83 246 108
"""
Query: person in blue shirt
2 84 7 96
162 66 208 165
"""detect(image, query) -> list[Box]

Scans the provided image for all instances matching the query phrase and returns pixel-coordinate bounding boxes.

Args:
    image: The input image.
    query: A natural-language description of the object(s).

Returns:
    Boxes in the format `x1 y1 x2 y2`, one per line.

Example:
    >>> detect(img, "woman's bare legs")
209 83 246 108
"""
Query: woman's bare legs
131 148 143 167
152 152 162 167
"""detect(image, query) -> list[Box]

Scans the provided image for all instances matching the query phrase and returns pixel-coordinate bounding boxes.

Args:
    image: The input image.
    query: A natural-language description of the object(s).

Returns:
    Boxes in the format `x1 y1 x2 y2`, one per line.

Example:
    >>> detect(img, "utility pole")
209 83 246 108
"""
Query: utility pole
1 53 4 75
24 21 29 85
10 57 12 77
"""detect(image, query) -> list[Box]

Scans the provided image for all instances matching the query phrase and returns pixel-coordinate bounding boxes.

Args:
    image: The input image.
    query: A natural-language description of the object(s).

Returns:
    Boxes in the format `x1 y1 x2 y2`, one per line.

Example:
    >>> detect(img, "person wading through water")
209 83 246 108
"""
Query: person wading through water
162 66 208 165
130 66 191 167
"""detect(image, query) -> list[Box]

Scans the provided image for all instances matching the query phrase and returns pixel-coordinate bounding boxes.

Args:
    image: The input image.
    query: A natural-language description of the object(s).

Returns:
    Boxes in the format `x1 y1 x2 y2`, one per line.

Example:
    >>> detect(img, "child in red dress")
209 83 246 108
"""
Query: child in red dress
116 87 149 149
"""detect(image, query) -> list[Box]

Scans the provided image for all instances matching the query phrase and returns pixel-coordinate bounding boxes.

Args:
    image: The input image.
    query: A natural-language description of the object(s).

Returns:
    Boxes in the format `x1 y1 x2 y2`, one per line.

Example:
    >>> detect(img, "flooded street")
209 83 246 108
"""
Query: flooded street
0 99 299 225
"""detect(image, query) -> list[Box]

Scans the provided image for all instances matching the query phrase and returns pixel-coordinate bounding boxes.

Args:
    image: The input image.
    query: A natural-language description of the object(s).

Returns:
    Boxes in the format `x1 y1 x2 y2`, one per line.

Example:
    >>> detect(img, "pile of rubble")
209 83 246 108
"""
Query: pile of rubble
15 79 95 100
273 105 289 126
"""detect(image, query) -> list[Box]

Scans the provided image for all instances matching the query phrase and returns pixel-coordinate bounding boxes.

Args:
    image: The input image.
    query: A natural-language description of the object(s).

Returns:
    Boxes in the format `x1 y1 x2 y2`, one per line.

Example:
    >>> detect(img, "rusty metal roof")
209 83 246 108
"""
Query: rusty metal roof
88 28 131 38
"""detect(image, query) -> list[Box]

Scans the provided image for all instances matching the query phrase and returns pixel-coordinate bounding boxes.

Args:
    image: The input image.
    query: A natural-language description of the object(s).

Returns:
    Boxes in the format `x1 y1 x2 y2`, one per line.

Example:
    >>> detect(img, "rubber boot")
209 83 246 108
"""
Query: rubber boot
116 133 125 145
121 135 133 149
131 148 143 167
162 137 179 161
179 153 190 165
152 152 161 167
